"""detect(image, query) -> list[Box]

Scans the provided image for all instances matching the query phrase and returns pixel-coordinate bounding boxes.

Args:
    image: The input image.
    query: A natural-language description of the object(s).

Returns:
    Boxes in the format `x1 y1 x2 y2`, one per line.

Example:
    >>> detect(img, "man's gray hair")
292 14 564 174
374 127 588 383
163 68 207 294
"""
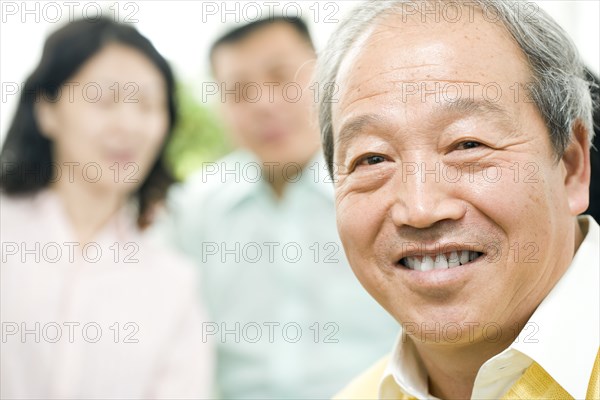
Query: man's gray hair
316 0 595 177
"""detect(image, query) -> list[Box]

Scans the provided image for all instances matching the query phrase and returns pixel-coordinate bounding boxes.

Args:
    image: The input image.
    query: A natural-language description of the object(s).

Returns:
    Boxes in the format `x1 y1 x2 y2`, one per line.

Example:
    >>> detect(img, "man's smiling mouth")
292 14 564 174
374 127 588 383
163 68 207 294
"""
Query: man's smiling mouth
398 250 485 271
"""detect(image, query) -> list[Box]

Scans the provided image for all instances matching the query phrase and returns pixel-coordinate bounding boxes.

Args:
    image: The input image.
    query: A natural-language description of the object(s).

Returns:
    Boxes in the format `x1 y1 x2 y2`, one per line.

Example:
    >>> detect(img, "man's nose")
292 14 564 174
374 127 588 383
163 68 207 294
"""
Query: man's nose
253 82 286 109
390 161 466 229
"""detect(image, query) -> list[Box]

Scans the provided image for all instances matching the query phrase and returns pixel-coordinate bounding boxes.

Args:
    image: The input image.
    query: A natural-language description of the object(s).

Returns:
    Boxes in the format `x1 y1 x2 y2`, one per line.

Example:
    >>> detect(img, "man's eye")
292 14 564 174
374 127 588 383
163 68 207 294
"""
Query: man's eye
456 141 483 150
357 155 386 167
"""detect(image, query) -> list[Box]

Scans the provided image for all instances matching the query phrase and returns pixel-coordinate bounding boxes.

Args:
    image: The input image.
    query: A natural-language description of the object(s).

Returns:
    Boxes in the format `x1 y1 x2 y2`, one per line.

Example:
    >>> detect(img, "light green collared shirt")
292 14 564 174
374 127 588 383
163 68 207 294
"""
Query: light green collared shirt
157 150 398 399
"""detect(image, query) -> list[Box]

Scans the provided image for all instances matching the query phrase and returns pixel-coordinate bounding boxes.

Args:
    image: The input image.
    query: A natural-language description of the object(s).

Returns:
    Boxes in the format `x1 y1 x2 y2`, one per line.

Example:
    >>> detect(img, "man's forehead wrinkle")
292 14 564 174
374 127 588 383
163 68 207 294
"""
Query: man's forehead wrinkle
341 69 450 106
341 90 391 111
339 77 494 116
411 79 483 84
350 77 488 92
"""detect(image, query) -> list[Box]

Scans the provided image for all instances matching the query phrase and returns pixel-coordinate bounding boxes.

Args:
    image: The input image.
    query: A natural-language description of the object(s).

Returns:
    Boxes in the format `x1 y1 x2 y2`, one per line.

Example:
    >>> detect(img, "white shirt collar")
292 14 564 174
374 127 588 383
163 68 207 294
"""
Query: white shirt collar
380 215 599 399
506 214 599 399
380 334 432 399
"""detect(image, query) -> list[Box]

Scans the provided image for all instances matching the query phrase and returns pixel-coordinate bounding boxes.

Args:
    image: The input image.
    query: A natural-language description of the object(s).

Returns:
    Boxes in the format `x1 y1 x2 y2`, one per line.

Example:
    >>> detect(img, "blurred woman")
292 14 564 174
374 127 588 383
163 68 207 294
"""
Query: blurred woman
0 18 213 399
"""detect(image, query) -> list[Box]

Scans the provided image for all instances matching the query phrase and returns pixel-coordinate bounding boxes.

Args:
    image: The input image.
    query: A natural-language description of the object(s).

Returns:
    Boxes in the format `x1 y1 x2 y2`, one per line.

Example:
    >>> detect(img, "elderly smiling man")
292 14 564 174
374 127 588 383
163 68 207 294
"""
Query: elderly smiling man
316 0 599 399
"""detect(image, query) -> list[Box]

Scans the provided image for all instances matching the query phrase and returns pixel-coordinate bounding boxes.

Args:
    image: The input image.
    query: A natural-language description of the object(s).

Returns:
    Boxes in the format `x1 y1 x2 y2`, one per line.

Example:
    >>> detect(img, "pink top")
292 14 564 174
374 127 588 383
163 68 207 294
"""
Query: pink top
1 189 214 399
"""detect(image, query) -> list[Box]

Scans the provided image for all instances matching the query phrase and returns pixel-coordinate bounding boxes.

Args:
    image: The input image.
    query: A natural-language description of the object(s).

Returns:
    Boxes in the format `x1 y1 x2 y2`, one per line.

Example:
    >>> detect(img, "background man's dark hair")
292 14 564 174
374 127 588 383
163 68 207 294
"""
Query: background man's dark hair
209 16 314 70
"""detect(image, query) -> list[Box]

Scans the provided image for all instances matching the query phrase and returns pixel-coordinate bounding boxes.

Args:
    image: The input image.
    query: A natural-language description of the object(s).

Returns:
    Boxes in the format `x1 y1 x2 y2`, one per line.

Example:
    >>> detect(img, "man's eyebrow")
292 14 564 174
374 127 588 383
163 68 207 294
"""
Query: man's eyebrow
335 113 385 154
441 98 513 125
334 98 515 156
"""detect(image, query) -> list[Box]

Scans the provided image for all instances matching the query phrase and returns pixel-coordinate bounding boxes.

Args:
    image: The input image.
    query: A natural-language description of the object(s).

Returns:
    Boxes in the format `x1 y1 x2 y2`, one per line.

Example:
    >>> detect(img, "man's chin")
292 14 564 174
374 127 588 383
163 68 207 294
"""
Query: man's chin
392 305 512 349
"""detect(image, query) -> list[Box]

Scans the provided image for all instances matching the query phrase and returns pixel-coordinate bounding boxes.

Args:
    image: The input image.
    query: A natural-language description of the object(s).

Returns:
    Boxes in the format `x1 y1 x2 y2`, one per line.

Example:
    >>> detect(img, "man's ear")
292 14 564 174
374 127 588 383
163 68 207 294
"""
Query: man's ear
34 99 59 139
562 119 591 215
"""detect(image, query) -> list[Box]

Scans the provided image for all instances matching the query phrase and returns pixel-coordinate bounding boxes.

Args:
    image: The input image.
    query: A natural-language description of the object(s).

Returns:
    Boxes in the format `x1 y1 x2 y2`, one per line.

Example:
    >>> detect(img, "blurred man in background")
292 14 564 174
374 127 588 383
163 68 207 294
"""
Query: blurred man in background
157 17 397 399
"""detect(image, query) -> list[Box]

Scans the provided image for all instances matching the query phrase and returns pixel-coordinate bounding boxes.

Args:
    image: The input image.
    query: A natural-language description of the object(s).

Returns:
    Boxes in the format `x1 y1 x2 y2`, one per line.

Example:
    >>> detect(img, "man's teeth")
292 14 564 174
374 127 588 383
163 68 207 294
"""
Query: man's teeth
460 250 470 265
422 256 434 271
402 250 482 271
448 251 460 268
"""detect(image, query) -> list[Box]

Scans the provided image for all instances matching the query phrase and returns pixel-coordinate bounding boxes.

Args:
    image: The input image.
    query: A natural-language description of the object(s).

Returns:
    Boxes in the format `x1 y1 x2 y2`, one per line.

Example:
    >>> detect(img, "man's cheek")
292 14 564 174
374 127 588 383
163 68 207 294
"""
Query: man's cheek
338 205 373 243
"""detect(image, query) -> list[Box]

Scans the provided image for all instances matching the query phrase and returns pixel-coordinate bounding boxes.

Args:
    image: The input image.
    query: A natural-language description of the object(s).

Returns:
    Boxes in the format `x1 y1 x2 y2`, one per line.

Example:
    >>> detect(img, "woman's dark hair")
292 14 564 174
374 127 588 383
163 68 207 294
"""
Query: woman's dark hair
0 17 177 229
